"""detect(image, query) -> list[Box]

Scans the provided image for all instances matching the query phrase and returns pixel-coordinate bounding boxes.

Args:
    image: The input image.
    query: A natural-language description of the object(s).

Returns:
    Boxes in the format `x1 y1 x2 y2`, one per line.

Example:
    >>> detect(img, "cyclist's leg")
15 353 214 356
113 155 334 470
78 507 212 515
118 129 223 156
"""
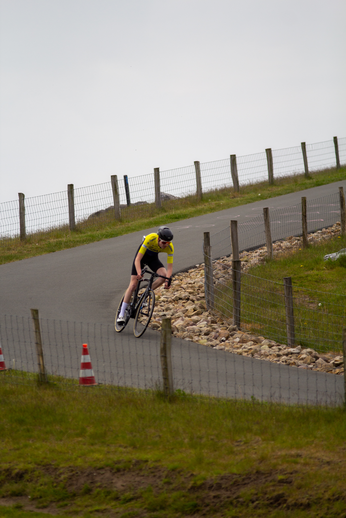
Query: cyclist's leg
145 256 165 290
118 250 143 321
117 275 138 325
152 266 167 290
124 276 139 303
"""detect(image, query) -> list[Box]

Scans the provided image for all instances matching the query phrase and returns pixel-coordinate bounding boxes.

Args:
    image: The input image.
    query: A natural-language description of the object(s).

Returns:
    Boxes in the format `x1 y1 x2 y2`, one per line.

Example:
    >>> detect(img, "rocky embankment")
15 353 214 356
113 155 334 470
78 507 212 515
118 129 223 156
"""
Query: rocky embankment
151 223 344 376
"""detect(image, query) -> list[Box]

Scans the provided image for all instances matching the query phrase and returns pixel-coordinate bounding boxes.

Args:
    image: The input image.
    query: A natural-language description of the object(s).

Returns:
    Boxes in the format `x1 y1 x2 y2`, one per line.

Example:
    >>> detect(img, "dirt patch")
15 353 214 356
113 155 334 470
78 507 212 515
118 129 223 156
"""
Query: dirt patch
1 462 345 517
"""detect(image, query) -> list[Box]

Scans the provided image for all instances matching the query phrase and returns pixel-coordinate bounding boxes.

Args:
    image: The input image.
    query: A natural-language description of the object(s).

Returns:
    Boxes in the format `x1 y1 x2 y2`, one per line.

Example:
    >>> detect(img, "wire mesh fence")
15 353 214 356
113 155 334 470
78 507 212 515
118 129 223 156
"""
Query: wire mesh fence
307 140 341 172
160 164 196 198
210 190 342 260
212 268 346 355
1 137 345 239
0 313 344 406
204 188 346 359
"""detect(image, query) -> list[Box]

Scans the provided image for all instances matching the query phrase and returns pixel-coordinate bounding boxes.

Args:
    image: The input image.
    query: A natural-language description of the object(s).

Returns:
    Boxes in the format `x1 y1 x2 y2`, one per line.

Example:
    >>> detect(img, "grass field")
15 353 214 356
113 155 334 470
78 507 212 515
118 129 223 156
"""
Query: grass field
1 382 346 517
1 166 346 517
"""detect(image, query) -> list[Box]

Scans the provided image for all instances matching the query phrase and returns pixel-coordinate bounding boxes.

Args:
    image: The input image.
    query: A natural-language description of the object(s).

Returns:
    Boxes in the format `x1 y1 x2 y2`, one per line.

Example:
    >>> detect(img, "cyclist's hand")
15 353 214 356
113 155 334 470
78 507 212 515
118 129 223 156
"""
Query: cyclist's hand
164 278 171 289
136 271 143 280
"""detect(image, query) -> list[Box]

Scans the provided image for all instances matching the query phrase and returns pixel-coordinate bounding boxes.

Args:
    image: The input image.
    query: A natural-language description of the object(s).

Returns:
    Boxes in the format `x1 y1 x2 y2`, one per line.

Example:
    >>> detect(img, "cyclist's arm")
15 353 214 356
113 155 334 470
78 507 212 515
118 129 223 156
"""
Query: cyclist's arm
134 252 144 279
165 263 173 289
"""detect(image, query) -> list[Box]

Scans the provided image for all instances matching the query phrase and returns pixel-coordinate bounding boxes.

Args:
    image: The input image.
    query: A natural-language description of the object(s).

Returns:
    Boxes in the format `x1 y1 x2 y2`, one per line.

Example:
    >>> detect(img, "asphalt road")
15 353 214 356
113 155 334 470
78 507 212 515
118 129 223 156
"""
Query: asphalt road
1 179 345 323
1 180 345 404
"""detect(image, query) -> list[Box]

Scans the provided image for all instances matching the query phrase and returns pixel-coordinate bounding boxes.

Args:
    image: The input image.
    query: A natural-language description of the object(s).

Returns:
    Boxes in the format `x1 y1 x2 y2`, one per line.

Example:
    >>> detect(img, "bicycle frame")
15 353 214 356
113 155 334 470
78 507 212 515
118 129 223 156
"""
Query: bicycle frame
130 266 171 317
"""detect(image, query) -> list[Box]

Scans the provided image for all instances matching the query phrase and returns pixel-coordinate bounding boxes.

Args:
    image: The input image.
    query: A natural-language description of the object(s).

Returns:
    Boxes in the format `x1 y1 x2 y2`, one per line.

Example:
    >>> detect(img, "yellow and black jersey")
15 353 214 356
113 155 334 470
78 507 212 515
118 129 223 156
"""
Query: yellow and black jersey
139 233 174 264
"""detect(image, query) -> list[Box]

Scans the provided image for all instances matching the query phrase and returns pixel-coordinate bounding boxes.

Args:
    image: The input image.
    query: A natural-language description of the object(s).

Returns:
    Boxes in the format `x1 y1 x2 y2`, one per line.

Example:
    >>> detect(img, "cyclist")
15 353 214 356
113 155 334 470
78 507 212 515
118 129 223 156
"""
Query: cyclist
116 226 174 325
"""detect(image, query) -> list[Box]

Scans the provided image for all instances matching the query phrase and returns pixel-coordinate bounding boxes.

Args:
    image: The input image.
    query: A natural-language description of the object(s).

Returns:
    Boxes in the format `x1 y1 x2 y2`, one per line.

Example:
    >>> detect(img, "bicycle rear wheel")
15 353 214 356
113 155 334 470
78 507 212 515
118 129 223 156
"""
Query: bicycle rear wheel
133 290 155 338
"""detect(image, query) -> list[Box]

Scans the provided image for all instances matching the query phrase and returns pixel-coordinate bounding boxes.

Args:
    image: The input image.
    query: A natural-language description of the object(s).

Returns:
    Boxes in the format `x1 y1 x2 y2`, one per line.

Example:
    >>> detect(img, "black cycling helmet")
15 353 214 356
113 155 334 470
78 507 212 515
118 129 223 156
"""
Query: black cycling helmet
157 226 173 242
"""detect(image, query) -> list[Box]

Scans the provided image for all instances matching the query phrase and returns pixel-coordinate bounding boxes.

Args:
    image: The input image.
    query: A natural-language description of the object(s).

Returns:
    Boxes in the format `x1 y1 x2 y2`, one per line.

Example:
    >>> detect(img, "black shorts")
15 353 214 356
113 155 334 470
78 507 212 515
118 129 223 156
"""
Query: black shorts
131 248 164 276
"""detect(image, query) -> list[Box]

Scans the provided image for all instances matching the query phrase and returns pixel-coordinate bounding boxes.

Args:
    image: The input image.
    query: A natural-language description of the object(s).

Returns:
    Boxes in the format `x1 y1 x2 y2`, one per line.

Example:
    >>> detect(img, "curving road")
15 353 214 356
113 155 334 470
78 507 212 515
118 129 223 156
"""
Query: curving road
1 180 345 404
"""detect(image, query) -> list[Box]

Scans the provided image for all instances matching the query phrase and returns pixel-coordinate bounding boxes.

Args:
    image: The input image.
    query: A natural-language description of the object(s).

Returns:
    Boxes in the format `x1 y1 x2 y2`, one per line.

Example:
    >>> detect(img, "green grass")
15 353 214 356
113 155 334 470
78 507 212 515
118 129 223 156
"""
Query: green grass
214 233 346 353
1 381 346 517
1 166 345 265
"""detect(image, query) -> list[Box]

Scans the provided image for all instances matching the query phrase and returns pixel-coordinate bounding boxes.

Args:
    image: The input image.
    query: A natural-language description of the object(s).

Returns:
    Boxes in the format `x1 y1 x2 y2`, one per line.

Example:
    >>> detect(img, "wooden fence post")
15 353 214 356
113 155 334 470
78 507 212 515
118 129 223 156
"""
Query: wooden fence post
230 154 240 193
30 309 48 384
284 277 295 347
160 318 173 397
263 207 273 259
301 142 309 178
230 219 241 327
266 148 274 185
18 193 26 241
154 167 161 208
203 232 214 310
301 197 308 248
111 175 121 220
230 220 239 261
232 260 241 329
334 136 340 170
339 186 346 236
124 175 131 206
67 184 76 231
194 161 202 200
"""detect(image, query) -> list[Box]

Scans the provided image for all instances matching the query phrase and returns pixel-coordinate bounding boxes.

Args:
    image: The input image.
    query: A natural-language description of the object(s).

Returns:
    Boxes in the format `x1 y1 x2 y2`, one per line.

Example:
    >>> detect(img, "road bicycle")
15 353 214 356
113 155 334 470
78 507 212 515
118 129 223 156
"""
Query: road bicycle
115 266 172 338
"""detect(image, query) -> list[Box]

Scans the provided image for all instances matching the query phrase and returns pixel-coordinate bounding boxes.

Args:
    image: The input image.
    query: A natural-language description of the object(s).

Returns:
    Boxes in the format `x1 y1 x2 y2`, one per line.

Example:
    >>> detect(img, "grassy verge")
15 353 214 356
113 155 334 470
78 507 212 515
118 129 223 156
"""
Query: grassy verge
1 166 345 265
1 381 346 517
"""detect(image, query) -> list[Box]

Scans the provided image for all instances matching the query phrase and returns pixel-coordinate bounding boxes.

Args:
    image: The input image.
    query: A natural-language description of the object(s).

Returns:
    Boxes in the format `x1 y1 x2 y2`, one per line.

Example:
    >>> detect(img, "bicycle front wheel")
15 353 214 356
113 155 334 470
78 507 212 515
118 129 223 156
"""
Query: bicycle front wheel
133 290 155 338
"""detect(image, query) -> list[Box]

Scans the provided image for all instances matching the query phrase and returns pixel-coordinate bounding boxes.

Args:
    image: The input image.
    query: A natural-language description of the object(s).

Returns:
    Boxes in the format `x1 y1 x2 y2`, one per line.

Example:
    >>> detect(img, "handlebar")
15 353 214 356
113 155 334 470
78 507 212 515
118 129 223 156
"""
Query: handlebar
141 266 172 287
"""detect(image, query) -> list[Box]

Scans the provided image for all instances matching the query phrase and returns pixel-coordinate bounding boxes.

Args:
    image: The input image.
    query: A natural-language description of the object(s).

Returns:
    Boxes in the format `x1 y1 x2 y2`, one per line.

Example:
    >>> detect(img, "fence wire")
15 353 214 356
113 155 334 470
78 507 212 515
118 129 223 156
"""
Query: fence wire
160 164 196 198
210 191 341 260
1 137 344 239
212 268 346 354
0 314 343 406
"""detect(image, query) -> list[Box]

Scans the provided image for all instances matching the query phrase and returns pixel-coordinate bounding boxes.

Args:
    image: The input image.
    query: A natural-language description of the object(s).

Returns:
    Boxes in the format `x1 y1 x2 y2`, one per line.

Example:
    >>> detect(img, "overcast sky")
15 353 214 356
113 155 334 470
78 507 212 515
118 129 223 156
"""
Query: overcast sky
0 0 345 203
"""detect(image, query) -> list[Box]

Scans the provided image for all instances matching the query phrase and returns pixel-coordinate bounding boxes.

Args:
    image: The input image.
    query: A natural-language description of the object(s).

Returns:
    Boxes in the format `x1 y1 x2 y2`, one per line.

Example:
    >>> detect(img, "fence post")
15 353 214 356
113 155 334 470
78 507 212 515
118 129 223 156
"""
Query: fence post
265 148 274 185
232 260 241 329
339 186 346 236
154 167 161 208
194 161 202 200
263 207 273 259
334 136 340 169
30 309 48 384
284 277 295 347
203 232 214 310
301 197 308 248
230 154 240 193
124 175 131 206
18 193 26 241
230 220 239 261
301 142 309 178
111 175 121 220
67 184 76 231
160 318 173 397
230 219 241 327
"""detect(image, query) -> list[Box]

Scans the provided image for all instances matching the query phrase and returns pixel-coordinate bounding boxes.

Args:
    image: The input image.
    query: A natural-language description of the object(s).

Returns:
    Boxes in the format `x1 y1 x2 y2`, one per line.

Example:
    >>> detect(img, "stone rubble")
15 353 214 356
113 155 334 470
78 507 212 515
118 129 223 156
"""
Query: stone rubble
151 222 344 376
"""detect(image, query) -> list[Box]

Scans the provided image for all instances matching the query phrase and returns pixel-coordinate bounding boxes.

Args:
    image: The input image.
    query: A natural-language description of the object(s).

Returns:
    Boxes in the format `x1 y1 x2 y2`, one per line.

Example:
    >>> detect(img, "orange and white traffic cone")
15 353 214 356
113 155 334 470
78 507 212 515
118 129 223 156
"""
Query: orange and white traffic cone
79 343 97 386
0 344 7 371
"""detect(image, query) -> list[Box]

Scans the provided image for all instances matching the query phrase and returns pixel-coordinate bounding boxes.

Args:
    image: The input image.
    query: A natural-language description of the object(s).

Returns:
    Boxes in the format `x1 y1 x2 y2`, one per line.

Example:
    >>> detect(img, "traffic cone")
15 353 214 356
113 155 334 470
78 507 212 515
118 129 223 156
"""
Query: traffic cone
79 344 97 386
0 344 7 371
